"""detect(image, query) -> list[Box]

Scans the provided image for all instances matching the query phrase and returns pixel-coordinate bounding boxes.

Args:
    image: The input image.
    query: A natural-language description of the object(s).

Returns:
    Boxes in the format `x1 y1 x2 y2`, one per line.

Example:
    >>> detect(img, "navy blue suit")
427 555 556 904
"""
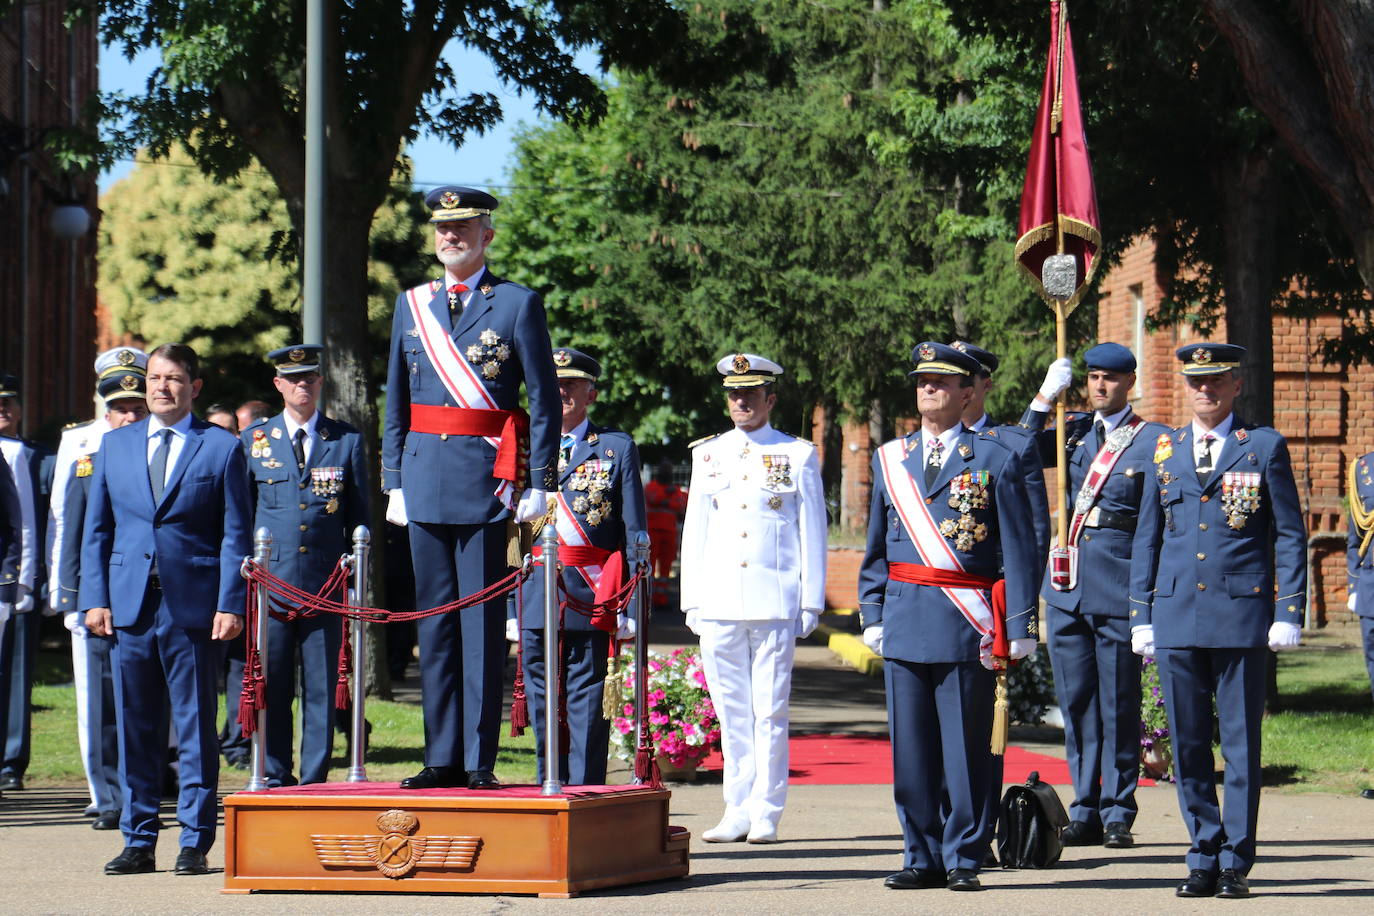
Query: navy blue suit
1023 406 1170 831
1345 452 1374 702
242 412 369 785
0 439 52 783
976 417 1051 570
79 417 252 853
516 423 646 784
382 270 560 773
860 428 1039 874
0 458 17 604
1129 418 1306 877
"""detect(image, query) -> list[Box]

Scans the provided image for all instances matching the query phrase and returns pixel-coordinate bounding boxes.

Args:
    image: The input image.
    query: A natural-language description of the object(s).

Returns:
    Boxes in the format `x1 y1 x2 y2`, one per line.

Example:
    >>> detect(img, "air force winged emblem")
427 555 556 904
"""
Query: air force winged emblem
310 809 481 879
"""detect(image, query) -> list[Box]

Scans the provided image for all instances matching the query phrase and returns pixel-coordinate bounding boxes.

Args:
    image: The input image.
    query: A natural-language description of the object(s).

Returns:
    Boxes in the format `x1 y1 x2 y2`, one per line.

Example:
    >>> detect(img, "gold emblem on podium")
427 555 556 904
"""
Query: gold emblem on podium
310 809 481 879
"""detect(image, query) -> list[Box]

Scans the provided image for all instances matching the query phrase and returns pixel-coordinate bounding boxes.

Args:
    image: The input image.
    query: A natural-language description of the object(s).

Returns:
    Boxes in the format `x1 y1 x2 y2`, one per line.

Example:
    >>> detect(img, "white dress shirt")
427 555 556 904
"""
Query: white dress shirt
1191 413 1234 464
922 425 963 474
1094 404 1133 434
282 410 320 467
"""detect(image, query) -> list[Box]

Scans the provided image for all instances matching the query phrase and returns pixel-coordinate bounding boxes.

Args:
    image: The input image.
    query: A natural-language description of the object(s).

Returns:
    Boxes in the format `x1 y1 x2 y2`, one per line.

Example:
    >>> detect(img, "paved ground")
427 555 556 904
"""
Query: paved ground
3 605 1373 912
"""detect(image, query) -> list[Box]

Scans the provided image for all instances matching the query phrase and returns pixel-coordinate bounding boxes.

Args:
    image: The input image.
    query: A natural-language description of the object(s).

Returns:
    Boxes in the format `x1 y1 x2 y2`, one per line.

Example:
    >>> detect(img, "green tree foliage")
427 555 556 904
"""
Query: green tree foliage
98 149 429 409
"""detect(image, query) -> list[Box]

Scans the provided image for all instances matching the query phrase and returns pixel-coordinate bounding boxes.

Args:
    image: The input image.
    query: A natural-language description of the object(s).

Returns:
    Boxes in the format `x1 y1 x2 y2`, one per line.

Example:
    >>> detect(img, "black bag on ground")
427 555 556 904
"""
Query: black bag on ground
996 770 1069 868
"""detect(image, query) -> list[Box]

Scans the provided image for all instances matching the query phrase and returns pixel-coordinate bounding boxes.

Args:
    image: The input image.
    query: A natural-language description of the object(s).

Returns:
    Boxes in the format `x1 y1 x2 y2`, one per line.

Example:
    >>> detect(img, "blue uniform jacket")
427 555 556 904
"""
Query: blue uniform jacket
57 463 93 613
0 440 53 603
0 459 18 602
859 428 1039 664
981 420 1051 571
1028 409 1171 618
79 418 253 627
382 270 561 524
241 413 370 593
519 424 647 632
1345 451 1374 621
1128 420 1306 648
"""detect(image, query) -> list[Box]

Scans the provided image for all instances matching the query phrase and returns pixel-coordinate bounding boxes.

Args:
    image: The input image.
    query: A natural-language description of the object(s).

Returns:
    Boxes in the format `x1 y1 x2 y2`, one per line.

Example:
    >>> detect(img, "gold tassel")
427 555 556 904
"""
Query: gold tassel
602 654 621 721
990 669 1010 755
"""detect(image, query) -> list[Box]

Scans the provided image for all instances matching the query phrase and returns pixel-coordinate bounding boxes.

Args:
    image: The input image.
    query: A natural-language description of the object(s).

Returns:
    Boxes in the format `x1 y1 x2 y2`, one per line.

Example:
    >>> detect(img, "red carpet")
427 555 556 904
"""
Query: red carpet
699 734 1154 787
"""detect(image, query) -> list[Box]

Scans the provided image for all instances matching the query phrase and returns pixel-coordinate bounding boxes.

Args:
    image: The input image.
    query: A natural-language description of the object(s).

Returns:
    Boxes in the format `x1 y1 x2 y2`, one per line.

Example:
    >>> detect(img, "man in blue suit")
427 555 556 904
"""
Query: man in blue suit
1344 452 1374 800
81 344 253 876
1019 343 1169 849
242 345 369 786
383 186 560 790
860 343 1040 893
1129 343 1306 899
509 347 646 785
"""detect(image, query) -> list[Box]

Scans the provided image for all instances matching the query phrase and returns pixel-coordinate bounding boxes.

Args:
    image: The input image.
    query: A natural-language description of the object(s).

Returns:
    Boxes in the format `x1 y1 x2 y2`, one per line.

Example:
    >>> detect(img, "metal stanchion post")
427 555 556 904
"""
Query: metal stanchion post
631 532 651 785
346 526 371 782
540 523 562 796
246 527 272 792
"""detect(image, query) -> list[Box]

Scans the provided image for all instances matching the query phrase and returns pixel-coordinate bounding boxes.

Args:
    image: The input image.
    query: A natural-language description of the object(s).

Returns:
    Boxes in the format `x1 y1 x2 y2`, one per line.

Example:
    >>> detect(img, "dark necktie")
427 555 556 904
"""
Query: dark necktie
447 282 470 329
1196 434 1215 487
1094 419 1107 451
293 427 308 472
924 439 943 489
149 429 172 502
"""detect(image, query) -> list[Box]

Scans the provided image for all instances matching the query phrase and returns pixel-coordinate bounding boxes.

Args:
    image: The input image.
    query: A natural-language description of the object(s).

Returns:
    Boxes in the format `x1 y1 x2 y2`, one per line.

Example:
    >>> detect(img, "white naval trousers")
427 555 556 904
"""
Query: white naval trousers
697 618 796 828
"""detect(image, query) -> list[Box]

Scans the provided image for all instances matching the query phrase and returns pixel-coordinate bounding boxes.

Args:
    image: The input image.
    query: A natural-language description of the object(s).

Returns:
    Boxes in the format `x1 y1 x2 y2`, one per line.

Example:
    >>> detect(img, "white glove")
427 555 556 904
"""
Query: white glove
1010 637 1037 660
1036 357 1074 403
797 610 819 638
63 611 86 636
1131 625 1155 657
504 617 519 643
862 625 883 656
616 614 636 641
0 602 11 629
40 590 59 616
1348 591 1357 612
385 489 409 526
979 632 996 670
1268 621 1301 651
14 585 32 613
515 489 549 523
684 609 702 635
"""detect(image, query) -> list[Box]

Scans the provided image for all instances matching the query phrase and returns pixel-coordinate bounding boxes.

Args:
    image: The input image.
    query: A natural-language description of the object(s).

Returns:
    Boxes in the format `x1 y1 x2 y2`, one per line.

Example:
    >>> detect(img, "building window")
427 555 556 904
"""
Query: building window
1130 283 1145 399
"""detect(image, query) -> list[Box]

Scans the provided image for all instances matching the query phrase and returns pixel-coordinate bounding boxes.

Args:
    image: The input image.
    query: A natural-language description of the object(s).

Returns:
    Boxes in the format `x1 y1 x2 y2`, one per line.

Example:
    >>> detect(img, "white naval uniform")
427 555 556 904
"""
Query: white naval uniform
680 423 826 830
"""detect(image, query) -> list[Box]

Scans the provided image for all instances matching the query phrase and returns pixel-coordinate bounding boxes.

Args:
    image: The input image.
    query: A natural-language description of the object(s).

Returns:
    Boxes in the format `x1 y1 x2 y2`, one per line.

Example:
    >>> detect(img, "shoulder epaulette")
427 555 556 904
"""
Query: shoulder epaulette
62 419 93 432
689 432 722 449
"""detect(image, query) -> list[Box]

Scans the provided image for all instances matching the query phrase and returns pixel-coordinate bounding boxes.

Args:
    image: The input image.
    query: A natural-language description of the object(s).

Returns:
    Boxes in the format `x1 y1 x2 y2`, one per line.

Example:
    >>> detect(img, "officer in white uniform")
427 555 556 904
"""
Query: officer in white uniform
680 353 827 844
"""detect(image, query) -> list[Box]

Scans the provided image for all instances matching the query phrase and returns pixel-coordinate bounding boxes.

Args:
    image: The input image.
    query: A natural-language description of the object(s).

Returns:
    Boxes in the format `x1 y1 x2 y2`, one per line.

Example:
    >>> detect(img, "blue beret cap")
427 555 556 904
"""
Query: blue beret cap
1084 342 1137 373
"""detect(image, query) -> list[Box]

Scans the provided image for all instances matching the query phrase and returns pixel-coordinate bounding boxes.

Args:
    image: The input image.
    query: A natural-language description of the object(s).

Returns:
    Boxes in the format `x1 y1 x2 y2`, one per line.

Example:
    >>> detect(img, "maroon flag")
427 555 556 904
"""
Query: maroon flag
1015 1 1101 308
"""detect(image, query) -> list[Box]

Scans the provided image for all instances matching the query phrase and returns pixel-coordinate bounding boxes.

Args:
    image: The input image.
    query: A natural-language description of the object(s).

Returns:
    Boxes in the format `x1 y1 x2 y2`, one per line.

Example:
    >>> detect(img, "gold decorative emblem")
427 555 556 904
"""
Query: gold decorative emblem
554 350 572 367
75 454 93 478
117 349 136 366
439 190 461 209
262 458 283 469
251 429 269 459
767 494 783 511
731 353 750 373
289 348 306 363
119 374 140 391
480 284 493 295
467 329 511 379
917 343 935 360
310 809 481 879
325 497 339 515
952 341 968 352
1192 348 1212 364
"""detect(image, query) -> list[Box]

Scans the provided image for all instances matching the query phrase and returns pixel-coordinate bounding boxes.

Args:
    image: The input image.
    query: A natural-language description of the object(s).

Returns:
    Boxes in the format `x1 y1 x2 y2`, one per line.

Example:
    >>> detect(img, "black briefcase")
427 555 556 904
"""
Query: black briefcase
996 770 1069 868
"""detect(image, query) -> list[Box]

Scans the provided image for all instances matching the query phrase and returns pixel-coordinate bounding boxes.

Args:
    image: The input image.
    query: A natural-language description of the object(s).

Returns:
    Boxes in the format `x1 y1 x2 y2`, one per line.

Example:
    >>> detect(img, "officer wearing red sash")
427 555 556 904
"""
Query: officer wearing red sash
1129 343 1306 898
383 186 561 790
859 342 1039 892
1019 342 1169 849
508 347 646 785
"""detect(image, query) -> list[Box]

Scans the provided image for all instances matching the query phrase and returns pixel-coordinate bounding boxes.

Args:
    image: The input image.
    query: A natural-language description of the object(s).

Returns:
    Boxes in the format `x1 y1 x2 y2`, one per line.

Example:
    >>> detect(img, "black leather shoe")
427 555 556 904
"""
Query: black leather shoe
467 769 500 790
104 847 156 875
1361 787 1374 800
946 868 982 891
174 848 209 876
884 868 945 889
92 811 120 831
1061 820 1103 846
1176 869 1218 897
1103 822 1134 848
1216 869 1250 899
398 766 465 790
0 772 23 791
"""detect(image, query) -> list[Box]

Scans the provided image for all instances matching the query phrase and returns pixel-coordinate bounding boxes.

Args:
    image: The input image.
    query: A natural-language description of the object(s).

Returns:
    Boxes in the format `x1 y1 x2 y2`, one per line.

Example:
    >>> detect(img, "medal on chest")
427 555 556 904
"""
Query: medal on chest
943 470 990 551
1220 471 1261 529
762 453 792 488
464 328 512 380
251 429 270 459
310 466 344 497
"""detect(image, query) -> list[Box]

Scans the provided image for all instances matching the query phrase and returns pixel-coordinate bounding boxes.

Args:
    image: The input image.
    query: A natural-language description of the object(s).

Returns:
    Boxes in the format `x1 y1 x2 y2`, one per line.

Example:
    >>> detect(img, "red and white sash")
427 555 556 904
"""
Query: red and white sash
1049 414 1147 591
553 491 603 592
876 439 993 635
404 281 512 507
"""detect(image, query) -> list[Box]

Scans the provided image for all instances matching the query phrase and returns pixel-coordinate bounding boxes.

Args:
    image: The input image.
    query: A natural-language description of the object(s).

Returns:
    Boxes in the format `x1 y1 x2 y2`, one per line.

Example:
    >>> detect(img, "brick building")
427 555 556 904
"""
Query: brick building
0 2 99 441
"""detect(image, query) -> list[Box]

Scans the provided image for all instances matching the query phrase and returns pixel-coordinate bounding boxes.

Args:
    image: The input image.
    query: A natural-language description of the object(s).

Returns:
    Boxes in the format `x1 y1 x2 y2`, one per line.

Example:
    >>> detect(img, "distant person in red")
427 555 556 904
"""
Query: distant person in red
644 460 687 593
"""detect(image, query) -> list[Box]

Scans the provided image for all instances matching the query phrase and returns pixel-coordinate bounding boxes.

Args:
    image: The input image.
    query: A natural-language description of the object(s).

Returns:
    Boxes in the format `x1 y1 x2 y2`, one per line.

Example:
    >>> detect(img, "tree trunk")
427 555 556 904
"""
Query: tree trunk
1217 144 1281 426
820 398 843 527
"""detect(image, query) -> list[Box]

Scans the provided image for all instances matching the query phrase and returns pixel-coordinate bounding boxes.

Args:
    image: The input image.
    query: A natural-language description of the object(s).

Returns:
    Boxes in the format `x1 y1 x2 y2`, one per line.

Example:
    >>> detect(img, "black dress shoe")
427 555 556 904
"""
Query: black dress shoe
0 772 23 791
1176 868 1218 897
92 811 121 831
946 868 982 891
174 847 208 876
883 868 945 889
1061 820 1103 846
398 766 465 790
1361 787 1374 800
1103 822 1134 848
467 769 500 790
104 847 156 875
1216 869 1250 898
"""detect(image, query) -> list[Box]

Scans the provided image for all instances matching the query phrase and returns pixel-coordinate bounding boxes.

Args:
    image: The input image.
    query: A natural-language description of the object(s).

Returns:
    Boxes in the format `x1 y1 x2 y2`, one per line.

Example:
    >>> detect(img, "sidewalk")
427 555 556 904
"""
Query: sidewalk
3 606 1372 912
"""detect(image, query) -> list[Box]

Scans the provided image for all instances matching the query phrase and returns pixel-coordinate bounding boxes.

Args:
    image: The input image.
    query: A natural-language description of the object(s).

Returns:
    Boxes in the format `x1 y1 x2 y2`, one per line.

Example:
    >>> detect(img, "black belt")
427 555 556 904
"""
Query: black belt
1086 508 1136 533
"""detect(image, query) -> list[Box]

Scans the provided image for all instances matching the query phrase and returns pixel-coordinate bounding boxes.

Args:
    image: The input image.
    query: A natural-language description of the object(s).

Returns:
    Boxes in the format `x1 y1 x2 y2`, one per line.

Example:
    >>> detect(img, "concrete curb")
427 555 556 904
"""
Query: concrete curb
812 609 884 677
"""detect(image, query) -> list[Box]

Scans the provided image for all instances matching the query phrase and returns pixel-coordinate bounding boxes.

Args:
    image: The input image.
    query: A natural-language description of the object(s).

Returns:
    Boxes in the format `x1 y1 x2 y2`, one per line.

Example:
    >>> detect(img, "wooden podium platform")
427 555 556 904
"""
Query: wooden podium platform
222 782 690 897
